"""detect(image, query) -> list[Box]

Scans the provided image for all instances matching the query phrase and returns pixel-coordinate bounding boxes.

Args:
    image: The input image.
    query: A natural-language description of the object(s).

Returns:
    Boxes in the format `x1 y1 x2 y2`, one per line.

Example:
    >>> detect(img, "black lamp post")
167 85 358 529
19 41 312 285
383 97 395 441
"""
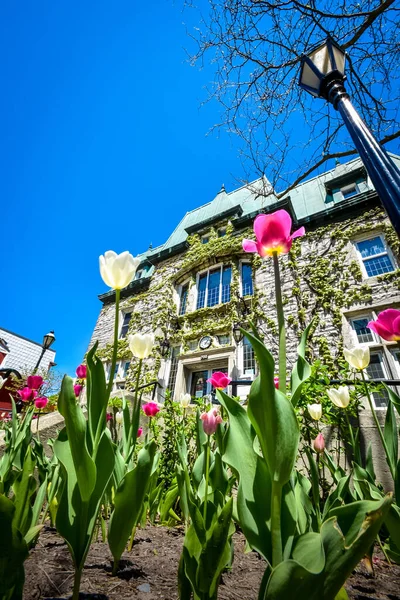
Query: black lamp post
232 322 244 344
159 336 170 358
34 330 56 373
299 37 400 237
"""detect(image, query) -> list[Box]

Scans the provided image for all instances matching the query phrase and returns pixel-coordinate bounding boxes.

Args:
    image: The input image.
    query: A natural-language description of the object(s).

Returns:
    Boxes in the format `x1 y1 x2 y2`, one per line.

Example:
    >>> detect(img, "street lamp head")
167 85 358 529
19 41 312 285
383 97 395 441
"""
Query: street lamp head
159 336 170 358
232 323 244 345
299 37 346 101
42 330 56 350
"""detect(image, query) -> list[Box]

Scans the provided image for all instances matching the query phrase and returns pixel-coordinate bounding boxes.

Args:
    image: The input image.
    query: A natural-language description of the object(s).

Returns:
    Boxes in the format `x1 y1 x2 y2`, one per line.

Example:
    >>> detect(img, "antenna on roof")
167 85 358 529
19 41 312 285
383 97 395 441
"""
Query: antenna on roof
148 242 153 249
219 183 226 193
335 157 341 166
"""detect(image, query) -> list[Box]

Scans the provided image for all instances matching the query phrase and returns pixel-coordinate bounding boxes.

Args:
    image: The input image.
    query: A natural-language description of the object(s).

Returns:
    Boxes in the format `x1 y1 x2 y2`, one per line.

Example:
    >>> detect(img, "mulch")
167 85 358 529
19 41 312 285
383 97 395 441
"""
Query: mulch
23 525 400 600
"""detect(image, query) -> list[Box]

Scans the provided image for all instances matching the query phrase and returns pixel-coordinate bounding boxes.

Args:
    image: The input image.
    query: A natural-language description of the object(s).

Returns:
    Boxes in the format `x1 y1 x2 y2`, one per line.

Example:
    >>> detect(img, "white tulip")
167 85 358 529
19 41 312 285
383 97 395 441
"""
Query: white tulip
343 345 370 370
128 332 155 359
307 403 322 421
180 393 191 408
99 250 140 290
115 411 123 425
326 386 350 409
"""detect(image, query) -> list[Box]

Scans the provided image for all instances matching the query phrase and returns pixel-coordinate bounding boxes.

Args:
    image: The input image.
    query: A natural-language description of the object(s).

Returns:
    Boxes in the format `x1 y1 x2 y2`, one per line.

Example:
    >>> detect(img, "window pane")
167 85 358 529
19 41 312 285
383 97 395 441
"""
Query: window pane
188 340 198 351
207 268 221 307
357 237 385 258
352 318 374 343
179 284 189 315
341 183 357 199
366 353 389 408
201 237 209 244
221 266 231 303
191 371 208 397
218 229 226 237
242 263 253 296
218 334 230 345
120 313 132 338
364 255 393 276
123 361 131 377
167 346 180 395
243 337 256 375
197 274 207 309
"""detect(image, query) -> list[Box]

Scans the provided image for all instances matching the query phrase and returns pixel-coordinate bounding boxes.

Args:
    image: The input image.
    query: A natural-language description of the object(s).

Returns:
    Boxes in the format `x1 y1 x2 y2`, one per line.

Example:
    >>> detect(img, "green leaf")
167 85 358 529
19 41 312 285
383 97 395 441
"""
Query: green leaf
217 389 272 562
108 440 157 567
57 375 96 502
24 524 43 547
197 498 233 596
290 322 313 407
244 330 299 485
86 343 108 445
365 442 376 483
0 494 29 599
12 446 37 536
196 408 207 455
304 447 320 523
264 495 392 600
385 384 400 419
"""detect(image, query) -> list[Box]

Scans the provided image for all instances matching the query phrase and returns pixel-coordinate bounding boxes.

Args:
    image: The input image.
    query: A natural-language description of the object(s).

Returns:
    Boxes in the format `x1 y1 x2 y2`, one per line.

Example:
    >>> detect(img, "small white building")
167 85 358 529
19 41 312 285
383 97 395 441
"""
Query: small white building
0 327 56 375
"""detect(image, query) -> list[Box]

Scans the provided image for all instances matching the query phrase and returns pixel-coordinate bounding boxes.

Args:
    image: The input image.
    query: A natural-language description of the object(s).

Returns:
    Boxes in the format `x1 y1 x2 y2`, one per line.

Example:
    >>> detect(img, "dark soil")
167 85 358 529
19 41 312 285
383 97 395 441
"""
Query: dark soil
24 525 400 600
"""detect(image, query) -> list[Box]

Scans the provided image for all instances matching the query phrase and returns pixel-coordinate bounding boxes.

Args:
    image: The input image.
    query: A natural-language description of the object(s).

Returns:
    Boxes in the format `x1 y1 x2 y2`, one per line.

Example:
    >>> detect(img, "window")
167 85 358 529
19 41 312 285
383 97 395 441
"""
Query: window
196 265 232 310
201 236 209 244
350 316 375 344
179 283 189 316
391 349 400 377
188 340 198 351
341 183 358 199
243 337 256 376
218 334 230 346
120 312 132 338
167 346 180 395
366 352 389 408
356 235 395 277
123 361 131 377
241 263 253 297
218 228 226 238
135 269 144 280
107 362 120 381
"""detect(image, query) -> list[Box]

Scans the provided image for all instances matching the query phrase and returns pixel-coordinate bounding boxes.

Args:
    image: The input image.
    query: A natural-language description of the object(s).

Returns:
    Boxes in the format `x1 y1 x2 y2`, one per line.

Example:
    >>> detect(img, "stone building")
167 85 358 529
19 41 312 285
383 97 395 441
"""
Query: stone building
89 155 400 415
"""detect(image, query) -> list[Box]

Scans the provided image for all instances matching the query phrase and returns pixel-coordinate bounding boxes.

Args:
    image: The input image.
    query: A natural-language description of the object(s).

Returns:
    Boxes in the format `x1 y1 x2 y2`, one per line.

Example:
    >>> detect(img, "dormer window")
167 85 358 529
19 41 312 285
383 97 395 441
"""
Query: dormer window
341 183 358 199
218 228 226 238
120 312 132 338
135 268 145 280
201 236 209 244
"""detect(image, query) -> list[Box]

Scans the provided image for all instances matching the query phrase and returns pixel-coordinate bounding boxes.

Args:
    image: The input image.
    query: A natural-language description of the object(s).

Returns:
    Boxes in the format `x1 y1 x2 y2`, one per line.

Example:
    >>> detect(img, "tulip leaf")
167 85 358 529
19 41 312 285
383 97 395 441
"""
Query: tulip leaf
290 322 313 407
12 446 37 537
108 440 157 568
57 375 96 502
217 389 272 562
86 343 108 445
264 495 392 600
0 494 29 600
244 329 299 485
384 395 398 476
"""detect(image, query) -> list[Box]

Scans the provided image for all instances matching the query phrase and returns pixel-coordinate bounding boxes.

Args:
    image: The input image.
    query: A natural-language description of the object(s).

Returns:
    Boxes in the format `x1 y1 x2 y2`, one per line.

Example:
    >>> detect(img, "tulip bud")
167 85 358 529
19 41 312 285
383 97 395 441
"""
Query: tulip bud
143 402 160 417
326 386 350 409
115 411 123 425
207 371 232 390
200 407 223 436
106 412 113 421
99 250 140 290
17 387 37 402
74 384 83 398
274 376 279 389
27 375 44 390
137 427 143 438
128 333 155 359
343 345 370 370
180 393 191 408
76 364 87 379
313 433 325 454
34 397 48 410
307 403 322 421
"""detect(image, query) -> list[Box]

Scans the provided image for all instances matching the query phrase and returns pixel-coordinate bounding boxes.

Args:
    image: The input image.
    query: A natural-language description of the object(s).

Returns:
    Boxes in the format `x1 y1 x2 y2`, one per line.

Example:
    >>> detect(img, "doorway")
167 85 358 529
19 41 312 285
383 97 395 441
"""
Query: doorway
190 365 229 399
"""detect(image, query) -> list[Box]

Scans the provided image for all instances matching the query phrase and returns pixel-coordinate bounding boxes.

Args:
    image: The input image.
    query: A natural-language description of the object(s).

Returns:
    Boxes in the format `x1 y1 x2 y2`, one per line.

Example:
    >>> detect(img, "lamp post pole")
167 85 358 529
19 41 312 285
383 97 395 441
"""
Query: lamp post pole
299 38 400 237
33 330 56 373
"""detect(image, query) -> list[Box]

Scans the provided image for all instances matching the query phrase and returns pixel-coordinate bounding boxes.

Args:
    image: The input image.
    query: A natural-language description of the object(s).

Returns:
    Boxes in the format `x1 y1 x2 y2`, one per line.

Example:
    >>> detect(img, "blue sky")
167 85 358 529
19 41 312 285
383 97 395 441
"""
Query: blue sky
1 1 251 376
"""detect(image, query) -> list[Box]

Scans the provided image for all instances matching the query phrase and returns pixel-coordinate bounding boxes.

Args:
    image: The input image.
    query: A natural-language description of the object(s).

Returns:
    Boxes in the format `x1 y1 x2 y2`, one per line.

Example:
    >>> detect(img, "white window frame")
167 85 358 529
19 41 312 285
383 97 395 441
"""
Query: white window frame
349 314 379 346
365 350 391 410
194 263 231 310
354 233 396 279
178 279 191 316
340 182 359 199
390 348 400 378
239 260 254 297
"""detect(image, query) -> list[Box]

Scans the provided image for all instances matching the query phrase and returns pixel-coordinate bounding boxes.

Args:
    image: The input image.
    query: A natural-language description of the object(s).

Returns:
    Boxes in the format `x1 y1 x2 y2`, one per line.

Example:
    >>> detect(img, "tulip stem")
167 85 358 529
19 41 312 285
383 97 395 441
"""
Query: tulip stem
107 288 121 400
273 252 286 394
203 436 211 526
271 481 283 567
126 359 143 463
72 566 83 600
361 370 395 480
36 409 41 442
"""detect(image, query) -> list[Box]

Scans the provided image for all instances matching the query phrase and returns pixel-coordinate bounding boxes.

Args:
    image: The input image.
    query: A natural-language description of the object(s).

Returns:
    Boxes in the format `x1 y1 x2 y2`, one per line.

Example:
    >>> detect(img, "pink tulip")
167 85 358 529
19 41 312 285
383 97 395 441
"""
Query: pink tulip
76 364 87 379
207 372 232 390
106 412 113 421
17 387 37 402
313 433 325 454
274 377 279 389
143 402 160 417
34 397 48 410
242 209 305 258
27 375 44 390
200 407 223 436
137 427 143 437
368 309 400 342
74 384 83 397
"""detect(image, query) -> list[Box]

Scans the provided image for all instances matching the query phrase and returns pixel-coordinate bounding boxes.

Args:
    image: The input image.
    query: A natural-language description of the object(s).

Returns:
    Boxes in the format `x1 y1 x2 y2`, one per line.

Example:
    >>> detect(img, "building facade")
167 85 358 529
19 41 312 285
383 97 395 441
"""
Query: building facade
89 155 400 411
0 327 56 375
